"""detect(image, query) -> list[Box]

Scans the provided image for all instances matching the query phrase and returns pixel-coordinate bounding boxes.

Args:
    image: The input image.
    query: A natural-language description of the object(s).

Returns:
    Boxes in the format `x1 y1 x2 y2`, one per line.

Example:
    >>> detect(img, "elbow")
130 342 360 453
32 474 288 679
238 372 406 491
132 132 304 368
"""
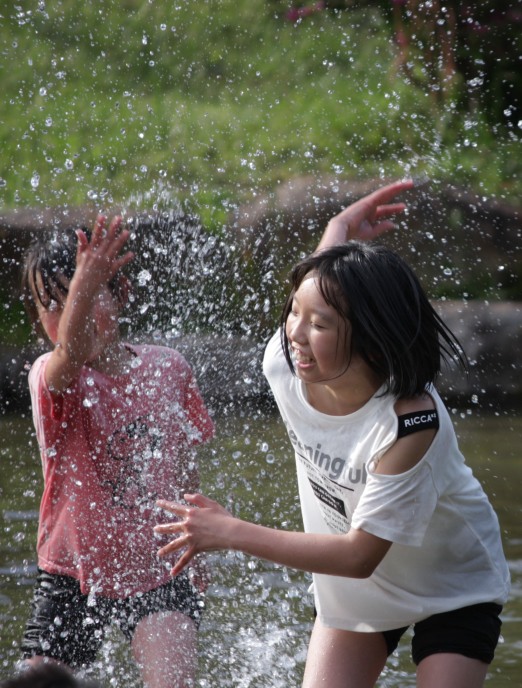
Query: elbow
339 543 385 579
334 555 378 579
340 529 391 579
349 560 377 579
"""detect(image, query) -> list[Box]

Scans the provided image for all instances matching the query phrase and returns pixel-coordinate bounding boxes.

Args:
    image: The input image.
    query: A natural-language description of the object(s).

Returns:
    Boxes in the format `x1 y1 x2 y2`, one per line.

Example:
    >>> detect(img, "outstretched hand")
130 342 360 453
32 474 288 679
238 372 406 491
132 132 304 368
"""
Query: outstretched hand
316 179 414 252
75 214 134 288
155 494 235 577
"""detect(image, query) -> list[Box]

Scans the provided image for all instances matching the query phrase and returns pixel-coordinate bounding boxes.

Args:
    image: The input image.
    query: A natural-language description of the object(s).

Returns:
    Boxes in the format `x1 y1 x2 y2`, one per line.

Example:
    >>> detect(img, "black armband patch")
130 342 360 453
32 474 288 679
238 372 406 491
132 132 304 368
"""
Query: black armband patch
397 410 439 438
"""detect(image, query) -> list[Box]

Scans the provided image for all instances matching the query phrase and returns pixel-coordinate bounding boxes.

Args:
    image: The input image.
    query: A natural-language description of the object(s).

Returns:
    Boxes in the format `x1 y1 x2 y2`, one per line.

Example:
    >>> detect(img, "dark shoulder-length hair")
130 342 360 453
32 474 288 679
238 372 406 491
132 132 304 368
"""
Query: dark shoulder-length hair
280 241 467 398
21 228 122 342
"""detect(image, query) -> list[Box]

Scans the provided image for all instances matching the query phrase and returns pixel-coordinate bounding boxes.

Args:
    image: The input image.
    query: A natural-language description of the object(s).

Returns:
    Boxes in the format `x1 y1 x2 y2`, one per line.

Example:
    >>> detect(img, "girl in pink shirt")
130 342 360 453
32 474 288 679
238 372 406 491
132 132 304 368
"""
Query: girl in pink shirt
20 216 214 687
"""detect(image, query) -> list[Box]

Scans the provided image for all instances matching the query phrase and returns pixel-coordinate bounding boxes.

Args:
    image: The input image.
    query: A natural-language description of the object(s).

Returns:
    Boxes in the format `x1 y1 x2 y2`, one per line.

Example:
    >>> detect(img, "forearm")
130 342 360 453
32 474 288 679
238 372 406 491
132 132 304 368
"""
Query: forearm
316 218 349 252
223 518 388 579
156 494 391 579
46 287 98 391
58 293 96 359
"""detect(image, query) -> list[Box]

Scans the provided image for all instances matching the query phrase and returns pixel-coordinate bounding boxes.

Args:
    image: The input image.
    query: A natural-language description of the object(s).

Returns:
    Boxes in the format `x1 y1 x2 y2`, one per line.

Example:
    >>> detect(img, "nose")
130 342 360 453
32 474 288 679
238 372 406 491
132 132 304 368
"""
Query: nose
287 314 306 345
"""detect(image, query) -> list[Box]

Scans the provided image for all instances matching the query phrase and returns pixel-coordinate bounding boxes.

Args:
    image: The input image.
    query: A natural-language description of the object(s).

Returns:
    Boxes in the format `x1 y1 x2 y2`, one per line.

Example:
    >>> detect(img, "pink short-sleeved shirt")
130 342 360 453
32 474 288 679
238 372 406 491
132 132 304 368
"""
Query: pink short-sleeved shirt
29 343 214 598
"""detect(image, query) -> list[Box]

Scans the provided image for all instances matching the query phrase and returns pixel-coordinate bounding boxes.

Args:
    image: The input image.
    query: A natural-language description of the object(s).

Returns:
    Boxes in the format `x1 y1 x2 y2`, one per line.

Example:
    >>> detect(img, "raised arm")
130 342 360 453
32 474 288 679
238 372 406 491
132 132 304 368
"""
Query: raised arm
316 179 414 252
44 215 133 393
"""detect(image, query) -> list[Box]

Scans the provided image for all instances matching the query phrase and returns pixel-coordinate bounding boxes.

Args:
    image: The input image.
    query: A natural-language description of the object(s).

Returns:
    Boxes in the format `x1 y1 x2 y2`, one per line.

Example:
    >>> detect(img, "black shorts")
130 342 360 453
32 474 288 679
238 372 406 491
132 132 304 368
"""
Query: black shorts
21 568 204 668
382 603 503 665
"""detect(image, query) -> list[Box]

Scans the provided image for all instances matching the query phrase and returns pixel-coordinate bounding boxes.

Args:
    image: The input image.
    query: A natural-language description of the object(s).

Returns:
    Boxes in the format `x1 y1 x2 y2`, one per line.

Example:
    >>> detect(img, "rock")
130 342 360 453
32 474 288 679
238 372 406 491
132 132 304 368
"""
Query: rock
230 177 522 302
1 300 521 416
1 177 521 412
0 345 41 415
434 301 522 407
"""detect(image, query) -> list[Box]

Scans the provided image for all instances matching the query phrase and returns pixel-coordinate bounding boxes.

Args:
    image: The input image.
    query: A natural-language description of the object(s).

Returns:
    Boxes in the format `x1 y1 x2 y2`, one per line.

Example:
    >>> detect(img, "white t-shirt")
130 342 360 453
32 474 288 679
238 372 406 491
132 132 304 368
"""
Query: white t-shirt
263 332 510 632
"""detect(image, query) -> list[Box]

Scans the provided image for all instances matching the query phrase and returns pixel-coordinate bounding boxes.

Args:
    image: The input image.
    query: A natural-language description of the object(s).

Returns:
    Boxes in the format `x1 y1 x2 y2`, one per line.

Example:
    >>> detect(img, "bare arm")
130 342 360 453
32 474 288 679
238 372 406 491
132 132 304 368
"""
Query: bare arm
44 215 133 393
154 409 435 581
316 179 414 252
155 494 392 579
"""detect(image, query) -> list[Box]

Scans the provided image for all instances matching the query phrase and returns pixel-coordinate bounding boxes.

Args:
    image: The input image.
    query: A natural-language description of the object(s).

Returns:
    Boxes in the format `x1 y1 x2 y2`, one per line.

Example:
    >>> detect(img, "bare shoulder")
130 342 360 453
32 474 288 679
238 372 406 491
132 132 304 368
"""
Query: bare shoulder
394 392 436 416
374 393 438 476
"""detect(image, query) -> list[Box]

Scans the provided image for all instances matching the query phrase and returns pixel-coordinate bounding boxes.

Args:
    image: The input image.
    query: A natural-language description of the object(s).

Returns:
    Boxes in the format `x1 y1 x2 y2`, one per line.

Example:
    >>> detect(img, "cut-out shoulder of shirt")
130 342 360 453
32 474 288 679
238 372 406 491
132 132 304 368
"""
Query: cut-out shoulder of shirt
374 393 438 476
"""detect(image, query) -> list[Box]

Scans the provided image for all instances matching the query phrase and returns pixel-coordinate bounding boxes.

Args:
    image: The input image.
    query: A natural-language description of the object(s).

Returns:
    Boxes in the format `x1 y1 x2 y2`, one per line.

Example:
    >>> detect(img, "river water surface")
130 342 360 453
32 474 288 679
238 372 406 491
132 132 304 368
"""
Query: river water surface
1 407 521 686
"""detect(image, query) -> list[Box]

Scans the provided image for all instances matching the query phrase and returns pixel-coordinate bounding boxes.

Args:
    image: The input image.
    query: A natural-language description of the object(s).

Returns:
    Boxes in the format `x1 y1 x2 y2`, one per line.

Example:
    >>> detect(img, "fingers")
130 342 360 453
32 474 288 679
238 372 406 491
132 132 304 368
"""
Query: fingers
153 520 183 535
156 493 218 513
89 214 130 253
77 214 134 278
155 498 189 516
111 250 135 276
366 179 414 206
170 549 195 577
374 202 407 219
356 182 413 218
90 215 110 249
156 533 189 557
154 494 231 577
184 493 220 509
154 495 211 565
154 499 192 558
154 499 197 574
154 518 187 539
75 229 89 252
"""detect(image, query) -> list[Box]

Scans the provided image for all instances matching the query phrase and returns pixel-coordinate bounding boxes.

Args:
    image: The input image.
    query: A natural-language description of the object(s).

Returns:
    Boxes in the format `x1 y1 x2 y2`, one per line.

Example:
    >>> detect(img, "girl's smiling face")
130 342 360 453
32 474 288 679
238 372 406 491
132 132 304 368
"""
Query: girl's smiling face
285 273 352 386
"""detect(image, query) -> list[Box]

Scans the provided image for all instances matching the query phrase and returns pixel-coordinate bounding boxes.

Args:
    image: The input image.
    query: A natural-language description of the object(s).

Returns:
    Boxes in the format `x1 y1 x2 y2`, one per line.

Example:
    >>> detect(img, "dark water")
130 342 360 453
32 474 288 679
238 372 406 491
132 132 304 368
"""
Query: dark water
1 409 521 686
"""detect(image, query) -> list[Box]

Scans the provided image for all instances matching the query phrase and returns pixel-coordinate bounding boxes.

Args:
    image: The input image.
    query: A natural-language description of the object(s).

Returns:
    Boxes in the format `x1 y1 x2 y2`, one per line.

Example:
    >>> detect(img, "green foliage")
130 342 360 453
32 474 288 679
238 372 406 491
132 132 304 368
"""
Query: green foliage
0 285 31 346
0 0 519 214
0 1 520 349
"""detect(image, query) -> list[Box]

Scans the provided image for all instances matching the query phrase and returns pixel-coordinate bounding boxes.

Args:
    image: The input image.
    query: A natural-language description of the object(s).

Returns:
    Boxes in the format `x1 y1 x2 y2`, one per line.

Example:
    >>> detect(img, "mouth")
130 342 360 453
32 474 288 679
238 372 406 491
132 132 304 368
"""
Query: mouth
291 346 314 367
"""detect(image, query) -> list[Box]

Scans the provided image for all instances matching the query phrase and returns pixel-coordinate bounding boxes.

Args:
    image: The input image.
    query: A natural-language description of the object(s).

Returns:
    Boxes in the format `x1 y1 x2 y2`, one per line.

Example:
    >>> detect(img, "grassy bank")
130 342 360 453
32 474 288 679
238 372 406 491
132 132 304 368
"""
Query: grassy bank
0 2 520 348
0 1 520 227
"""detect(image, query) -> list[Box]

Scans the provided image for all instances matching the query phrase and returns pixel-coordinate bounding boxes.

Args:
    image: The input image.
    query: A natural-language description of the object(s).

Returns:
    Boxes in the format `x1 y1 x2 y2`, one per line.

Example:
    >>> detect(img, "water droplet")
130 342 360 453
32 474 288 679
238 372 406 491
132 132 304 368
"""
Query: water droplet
30 173 40 189
137 269 152 286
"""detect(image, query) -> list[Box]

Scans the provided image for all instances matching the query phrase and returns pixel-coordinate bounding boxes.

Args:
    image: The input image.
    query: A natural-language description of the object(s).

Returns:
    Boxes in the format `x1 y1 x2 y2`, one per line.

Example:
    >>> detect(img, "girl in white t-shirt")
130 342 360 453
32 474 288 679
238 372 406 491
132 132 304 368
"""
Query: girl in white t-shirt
155 180 510 688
